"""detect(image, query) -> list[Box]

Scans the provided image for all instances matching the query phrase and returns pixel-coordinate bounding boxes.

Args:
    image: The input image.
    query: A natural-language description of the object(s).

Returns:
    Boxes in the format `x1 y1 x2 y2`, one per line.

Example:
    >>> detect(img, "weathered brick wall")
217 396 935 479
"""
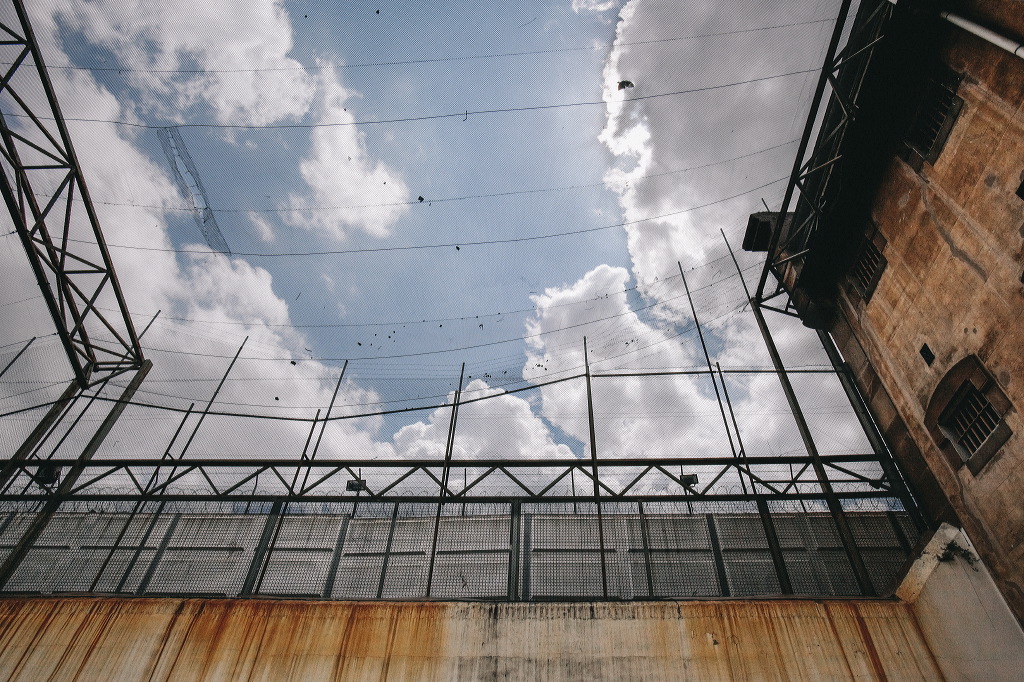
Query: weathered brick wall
833 1 1024 623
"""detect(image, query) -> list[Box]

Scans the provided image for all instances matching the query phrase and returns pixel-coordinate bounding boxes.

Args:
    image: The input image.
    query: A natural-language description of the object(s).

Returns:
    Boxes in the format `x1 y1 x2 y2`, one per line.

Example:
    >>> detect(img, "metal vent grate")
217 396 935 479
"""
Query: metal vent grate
945 383 1001 458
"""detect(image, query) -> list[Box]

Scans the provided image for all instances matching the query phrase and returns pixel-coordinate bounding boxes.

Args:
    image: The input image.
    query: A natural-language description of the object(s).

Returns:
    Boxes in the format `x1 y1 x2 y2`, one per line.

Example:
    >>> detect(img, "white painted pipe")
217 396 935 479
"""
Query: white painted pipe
940 11 1024 60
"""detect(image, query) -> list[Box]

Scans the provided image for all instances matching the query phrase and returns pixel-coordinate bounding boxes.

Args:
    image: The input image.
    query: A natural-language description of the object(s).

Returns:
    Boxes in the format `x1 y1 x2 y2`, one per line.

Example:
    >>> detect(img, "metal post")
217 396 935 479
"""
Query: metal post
583 337 609 599
717 362 756 494
137 513 180 594
706 514 730 597
679 262 745 494
426 363 464 597
0 359 152 589
638 501 655 598
0 379 78 487
322 512 352 599
0 336 34 381
757 498 793 594
816 329 925 531
310 362 347 461
507 501 521 600
175 337 247 458
113 501 164 593
241 499 283 596
726 230 876 595
376 503 399 599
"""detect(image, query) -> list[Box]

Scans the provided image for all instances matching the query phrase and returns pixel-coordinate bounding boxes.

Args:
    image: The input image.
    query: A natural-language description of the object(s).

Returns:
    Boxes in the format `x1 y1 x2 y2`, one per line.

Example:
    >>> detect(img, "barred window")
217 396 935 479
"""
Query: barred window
926 356 1013 475
905 66 963 164
849 226 886 302
940 382 1003 461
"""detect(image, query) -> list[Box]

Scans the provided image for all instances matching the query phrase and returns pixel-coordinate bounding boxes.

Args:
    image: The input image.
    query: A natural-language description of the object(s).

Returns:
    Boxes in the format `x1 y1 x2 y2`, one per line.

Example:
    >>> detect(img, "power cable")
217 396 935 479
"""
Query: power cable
67 176 787 258
79 138 798 215
40 19 833 75
5 67 817 131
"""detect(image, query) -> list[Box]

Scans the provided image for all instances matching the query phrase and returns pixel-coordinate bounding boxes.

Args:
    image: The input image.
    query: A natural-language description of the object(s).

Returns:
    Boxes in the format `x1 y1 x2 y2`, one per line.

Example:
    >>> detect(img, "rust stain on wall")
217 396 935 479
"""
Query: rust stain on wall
0 597 946 681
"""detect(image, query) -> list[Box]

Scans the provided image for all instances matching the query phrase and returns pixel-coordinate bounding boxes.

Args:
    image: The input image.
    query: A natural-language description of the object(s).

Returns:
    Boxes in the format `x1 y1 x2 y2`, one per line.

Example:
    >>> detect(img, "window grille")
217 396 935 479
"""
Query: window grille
905 67 963 164
941 382 1002 461
850 228 886 302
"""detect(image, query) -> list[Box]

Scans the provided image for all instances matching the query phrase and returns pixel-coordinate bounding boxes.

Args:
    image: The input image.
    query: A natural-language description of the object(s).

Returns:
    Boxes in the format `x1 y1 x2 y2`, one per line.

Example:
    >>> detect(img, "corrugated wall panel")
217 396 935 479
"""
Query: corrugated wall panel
0 597 942 681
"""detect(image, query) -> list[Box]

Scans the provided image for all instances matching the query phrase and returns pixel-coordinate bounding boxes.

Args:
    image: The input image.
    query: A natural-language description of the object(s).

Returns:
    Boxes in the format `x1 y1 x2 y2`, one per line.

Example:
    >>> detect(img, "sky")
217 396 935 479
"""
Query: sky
0 0 884 496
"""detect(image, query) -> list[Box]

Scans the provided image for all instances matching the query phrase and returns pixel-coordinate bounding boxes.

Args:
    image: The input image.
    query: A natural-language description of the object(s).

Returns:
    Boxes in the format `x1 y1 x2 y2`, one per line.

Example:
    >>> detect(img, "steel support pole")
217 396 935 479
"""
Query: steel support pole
242 499 283 596
749 302 874 595
0 379 78 486
583 337 609 599
322 513 352 599
757 498 793 594
507 501 521 600
816 329 926 531
426 363 464 597
0 359 151 588
638 500 655 598
725 230 874 595
680 262 745 494
376 503 399 599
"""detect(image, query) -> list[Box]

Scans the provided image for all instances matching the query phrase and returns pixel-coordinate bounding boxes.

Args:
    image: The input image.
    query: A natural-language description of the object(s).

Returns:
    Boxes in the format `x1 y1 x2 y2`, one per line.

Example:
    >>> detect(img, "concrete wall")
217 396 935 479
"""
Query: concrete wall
832 0 1024 622
0 597 943 681
898 524 1024 681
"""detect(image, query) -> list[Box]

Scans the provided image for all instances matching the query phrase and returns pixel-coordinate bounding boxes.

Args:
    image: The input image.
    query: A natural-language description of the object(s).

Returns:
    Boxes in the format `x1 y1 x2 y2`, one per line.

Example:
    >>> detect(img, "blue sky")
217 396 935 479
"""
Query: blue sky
0 0 876 477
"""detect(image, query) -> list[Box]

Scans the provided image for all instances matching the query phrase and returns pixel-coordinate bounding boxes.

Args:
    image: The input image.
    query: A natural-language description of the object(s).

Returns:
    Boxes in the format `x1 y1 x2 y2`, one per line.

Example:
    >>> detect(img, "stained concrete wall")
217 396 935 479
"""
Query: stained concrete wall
0 597 943 681
832 0 1024 623
898 524 1024 681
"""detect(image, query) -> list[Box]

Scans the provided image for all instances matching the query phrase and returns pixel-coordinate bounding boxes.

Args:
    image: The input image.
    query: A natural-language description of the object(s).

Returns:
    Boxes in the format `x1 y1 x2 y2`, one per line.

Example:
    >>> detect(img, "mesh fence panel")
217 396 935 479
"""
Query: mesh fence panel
0 497 920 601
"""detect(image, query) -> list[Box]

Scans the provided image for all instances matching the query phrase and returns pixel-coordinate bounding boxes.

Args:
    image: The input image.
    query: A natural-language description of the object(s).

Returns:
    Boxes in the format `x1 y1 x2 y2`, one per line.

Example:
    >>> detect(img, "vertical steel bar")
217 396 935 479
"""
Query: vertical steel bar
706 514 730 597
175 336 247 459
757 498 793 594
816 329 926 530
242 499 283 596
0 359 151 589
679 262 745 494
0 379 78 488
749 302 875 595
717 363 756 494
117 501 165 593
638 501 655 598
583 337 609 599
376 502 399 599
426 363 464 597
322 512 352 599
507 501 521 601
136 513 180 594
307 358 348 458
725 229 875 595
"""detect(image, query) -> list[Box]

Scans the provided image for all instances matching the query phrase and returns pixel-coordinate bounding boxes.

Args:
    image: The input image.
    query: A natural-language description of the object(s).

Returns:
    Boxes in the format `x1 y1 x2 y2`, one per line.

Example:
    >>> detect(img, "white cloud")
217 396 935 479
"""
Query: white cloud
283 65 410 240
48 0 315 125
572 0 619 13
394 379 574 461
598 0 832 290
249 212 276 242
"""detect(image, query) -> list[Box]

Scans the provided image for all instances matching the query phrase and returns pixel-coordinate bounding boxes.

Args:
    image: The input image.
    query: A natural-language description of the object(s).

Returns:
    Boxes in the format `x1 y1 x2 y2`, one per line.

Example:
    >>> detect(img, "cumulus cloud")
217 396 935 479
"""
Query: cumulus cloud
47 0 315 125
572 0 620 13
283 66 410 240
598 0 833 291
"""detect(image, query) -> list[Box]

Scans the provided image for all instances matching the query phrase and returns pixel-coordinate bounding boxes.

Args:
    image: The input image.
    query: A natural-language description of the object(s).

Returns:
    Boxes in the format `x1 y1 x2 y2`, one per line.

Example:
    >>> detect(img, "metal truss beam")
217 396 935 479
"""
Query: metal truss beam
0 453 900 504
755 0 894 306
0 0 143 388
